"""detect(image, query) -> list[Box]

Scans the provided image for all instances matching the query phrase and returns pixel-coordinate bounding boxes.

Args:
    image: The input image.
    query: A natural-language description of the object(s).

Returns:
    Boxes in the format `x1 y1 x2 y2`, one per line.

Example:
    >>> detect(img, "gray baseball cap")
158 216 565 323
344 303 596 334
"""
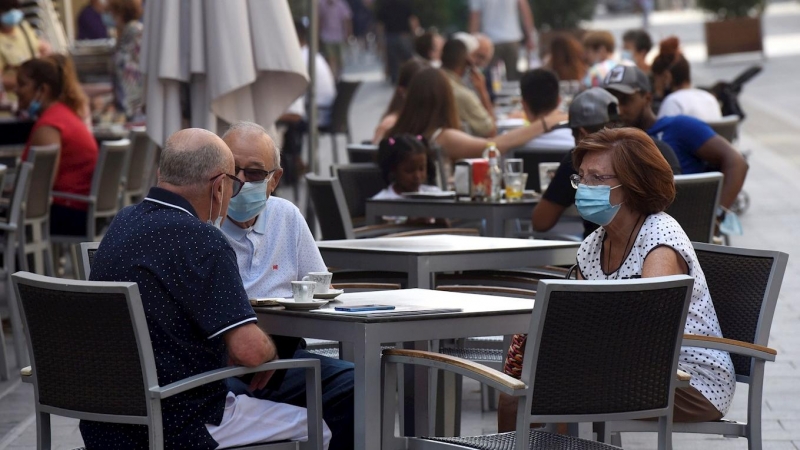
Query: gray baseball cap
601 64 651 94
568 88 620 129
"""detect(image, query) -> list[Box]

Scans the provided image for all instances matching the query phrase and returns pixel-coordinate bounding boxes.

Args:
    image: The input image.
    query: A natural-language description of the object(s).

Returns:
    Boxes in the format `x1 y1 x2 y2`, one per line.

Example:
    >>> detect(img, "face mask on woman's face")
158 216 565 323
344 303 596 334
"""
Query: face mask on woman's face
575 183 623 226
1 9 24 27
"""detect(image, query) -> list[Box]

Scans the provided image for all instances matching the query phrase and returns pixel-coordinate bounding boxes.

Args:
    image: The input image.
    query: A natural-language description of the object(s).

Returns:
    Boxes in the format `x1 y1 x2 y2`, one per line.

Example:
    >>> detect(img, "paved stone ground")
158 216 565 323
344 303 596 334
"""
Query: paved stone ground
1 3 799 449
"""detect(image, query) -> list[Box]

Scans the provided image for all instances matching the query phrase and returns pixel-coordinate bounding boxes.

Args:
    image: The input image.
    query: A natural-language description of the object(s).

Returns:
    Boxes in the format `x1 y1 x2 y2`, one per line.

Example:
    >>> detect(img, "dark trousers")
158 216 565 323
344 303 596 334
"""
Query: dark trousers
493 41 521 81
385 33 414 84
227 350 355 450
50 204 88 236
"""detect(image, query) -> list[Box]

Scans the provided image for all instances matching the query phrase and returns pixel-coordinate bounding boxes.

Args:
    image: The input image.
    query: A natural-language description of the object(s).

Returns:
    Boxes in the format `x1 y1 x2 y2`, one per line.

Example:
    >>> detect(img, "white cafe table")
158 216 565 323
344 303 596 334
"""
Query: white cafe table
317 234 580 289
365 197 539 237
254 288 534 450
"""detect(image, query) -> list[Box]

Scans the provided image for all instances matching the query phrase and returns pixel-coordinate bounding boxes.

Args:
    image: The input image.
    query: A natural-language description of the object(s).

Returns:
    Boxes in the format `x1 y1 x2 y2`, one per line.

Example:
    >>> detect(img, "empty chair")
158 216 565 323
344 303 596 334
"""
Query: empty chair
346 143 378 163
0 163 32 379
332 163 385 227
382 276 694 450
603 243 789 450
51 139 130 244
13 271 326 450
122 126 156 206
318 81 361 164
665 172 723 243
19 144 59 276
305 174 416 240
706 115 740 143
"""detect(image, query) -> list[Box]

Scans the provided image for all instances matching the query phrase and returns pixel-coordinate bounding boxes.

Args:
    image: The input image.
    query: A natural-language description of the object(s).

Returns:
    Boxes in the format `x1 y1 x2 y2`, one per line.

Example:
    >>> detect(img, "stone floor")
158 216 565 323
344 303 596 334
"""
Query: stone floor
2 3 800 449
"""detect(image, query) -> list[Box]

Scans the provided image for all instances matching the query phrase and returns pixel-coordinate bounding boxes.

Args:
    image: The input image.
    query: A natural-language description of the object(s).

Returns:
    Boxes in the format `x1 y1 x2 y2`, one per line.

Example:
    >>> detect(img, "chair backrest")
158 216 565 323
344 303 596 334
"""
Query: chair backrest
511 147 570 192
522 276 694 421
706 115 740 143
305 174 354 240
665 172 723 243
25 144 59 221
692 242 788 379
6 163 32 227
347 143 378 163
327 81 362 133
12 272 158 425
93 139 131 218
123 127 154 204
77 241 101 280
332 163 385 221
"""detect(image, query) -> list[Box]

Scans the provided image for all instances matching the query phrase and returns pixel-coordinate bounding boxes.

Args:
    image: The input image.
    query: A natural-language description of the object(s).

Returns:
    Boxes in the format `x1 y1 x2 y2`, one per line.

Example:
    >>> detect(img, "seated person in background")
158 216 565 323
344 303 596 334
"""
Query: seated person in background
531 88 680 238
544 33 587 84
454 32 497 100
602 64 747 211
440 38 495 138
18 58 98 236
85 128 332 449
372 58 427 144
653 36 722 122
77 0 110 40
621 29 653 74
46 54 92 128
500 128 736 430
582 30 618 88
414 30 444 66
220 122 354 450
372 133 443 225
519 68 575 149
388 67 566 183
0 0 44 95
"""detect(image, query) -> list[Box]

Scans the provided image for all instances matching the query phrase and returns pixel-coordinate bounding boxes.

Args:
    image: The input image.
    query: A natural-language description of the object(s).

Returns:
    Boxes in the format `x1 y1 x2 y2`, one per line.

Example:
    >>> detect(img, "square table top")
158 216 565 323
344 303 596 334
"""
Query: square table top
254 288 534 323
316 234 579 255
366 197 538 207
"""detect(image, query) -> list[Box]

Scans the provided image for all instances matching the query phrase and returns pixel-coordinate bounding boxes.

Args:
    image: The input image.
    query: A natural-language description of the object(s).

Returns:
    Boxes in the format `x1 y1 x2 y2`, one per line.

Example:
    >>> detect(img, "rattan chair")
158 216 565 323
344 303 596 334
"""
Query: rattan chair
51 139 130 245
13 272 325 450
664 172 723 243
382 276 695 450
0 163 32 379
346 143 378 163
331 163 386 227
603 243 788 450
19 144 58 276
122 127 156 206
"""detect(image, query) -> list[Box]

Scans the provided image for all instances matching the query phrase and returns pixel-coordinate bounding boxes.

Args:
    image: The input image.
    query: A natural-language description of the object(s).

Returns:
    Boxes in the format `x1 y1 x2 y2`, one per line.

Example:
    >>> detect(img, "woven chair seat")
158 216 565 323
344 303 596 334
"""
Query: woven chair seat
424 431 620 450
466 336 503 343
439 347 504 363
307 345 396 360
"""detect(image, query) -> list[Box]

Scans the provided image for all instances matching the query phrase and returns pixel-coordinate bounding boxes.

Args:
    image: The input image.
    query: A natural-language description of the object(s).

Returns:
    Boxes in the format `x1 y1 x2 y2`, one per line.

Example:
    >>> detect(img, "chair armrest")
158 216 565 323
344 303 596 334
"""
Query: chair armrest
0 222 16 232
677 369 690 382
150 358 320 400
21 366 32 383
683 334 777 362
52 191 95 204
382 349 527 396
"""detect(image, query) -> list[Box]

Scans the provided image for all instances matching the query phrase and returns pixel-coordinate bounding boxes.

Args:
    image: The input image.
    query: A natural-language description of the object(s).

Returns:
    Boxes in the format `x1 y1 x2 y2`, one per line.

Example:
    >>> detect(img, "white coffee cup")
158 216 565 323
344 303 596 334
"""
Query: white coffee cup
290 281 317 303
302 271 333 294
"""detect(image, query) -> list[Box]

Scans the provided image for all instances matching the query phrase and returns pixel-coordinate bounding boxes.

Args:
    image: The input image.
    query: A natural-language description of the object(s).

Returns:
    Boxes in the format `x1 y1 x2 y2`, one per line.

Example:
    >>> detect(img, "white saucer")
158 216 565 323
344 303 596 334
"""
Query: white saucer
276 299 330 311
313 289 344 300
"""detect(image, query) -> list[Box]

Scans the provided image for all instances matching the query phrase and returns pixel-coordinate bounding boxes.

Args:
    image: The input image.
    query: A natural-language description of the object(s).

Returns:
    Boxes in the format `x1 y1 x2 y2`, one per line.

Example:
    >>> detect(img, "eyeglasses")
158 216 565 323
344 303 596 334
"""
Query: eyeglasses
570 173 617 189
235 166 277 183
210 173 244 198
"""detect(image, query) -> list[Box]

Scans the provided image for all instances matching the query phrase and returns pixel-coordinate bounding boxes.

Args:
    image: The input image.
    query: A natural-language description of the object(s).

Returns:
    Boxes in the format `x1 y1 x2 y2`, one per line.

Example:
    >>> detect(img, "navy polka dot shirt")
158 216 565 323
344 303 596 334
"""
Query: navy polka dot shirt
79 187 256 449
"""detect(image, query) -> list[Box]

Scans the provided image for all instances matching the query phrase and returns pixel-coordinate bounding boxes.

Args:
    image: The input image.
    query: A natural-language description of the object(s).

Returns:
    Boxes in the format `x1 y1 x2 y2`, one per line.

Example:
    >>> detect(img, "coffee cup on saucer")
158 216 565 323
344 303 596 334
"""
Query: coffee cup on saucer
290 281 316 303
302 271 333 294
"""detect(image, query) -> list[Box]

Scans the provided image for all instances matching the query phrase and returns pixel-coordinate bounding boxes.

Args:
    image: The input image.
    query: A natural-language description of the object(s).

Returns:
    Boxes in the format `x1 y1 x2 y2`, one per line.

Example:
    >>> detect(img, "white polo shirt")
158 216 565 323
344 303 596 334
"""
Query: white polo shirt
221 196 327 299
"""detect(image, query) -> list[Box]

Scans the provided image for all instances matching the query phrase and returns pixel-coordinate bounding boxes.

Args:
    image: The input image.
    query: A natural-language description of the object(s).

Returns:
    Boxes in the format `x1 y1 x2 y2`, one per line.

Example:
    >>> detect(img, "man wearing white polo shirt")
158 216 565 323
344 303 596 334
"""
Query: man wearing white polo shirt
220 121 354 450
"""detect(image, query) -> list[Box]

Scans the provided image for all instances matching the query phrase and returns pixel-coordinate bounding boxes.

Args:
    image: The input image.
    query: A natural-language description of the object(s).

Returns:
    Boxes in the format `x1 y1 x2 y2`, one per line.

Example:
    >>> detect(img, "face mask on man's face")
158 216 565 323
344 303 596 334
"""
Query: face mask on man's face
1 9 24 27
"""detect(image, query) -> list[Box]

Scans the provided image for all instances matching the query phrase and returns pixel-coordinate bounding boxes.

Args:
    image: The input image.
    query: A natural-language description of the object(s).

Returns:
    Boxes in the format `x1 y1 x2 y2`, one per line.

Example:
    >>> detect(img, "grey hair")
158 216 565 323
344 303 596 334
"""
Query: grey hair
222 121 281 169
159 131 230 186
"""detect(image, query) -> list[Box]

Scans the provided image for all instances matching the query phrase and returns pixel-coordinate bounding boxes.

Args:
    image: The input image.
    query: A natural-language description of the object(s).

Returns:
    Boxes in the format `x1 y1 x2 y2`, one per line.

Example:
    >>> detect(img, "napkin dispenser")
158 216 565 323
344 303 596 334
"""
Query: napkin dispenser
454 158 489 199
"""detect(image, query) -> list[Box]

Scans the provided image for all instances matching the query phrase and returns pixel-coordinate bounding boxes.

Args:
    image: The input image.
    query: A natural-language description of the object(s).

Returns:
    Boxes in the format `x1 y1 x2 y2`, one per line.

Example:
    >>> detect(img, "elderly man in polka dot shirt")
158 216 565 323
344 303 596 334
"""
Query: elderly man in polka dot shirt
220 121 355 450
83 128 332 449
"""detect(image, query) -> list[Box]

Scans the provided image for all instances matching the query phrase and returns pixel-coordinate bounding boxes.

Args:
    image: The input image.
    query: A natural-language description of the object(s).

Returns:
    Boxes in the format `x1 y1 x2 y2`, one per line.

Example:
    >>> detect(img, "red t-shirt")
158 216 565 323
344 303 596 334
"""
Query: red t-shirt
23 102 99 210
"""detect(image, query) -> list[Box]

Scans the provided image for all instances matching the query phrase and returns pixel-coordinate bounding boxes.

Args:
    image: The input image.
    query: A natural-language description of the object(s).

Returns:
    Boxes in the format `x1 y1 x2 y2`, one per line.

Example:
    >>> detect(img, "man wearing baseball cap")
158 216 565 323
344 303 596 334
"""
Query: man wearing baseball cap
530 88 680 238
602 64 748 212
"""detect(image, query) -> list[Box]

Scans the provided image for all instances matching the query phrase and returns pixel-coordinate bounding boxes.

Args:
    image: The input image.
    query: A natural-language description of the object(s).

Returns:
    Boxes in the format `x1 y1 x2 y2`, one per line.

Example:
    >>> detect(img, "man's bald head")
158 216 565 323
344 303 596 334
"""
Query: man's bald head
473 34 494 69
159 128 234 187
222 122 281 169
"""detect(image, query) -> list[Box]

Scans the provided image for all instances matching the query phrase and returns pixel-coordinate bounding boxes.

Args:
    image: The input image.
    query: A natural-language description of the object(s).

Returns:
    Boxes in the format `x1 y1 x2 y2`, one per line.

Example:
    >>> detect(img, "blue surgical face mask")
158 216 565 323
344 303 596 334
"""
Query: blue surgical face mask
1 9 24 27
27 99 42 119
621 50 634 62
227 181 268 223
575 183 623 226
101 12 115 28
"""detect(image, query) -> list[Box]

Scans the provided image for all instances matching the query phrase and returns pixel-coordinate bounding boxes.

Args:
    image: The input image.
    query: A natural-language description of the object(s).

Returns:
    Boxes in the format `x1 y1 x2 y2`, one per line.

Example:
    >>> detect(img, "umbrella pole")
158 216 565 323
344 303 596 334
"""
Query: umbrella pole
308 0 319 175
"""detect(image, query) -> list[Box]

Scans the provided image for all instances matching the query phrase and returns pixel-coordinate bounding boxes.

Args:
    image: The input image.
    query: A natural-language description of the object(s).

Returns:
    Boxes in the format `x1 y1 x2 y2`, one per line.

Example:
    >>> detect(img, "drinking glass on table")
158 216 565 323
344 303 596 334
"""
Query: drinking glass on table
504 173 528 201
504 158 524 174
